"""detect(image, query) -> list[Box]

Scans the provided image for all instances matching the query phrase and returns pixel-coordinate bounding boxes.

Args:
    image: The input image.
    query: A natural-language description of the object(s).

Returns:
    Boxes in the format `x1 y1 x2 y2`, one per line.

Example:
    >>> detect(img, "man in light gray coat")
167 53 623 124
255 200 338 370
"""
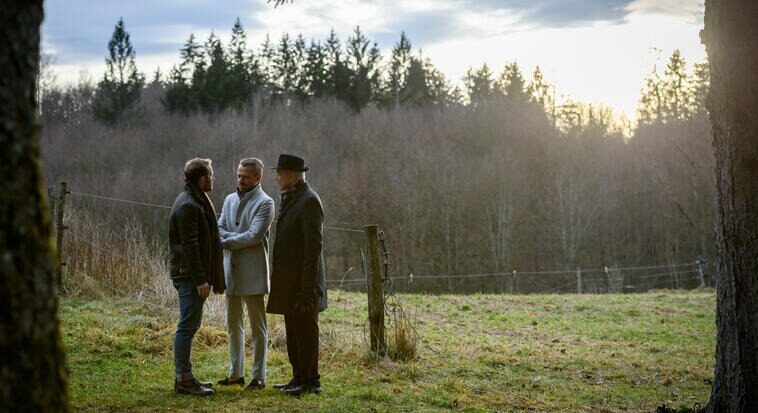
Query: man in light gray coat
217 158 275 390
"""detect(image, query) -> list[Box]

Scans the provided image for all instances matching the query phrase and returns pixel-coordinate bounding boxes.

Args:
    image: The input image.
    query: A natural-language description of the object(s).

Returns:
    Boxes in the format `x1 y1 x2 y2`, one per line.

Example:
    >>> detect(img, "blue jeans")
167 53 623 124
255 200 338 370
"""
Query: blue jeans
173 277 205 380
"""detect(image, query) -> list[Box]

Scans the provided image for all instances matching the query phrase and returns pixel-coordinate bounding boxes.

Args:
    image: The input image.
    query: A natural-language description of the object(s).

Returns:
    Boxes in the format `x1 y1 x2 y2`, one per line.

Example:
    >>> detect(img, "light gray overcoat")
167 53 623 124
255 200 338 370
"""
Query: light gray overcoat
218 184 275 296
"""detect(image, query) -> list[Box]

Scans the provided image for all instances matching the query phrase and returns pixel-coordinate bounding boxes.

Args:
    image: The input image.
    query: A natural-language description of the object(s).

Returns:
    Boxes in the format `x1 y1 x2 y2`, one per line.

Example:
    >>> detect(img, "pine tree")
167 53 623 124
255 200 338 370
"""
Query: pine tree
303 40 329 99
527 67 554 109
200 31 231 113
425 59 454 107
401 56 431 106
662 49 692 120
273 33 297 99
163 34 203 114
325 30 351 102
387 32 412 108
92 18 145 125
464 64 495 106
638 49 698 124
345 26 382 111
292 34 309 101
497 61 527 103
637 53 665 125
180 34 204 74
227 18 261 109
259 34 276 85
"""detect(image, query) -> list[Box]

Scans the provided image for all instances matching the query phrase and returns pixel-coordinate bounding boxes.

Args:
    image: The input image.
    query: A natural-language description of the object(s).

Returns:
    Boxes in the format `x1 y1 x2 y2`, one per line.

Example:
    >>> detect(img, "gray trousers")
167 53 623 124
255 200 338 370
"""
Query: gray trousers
226 294 267 381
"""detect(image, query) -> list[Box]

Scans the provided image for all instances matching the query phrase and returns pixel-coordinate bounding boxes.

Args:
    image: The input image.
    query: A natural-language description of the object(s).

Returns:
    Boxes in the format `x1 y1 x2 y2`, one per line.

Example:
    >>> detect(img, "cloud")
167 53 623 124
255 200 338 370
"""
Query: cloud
42 0 263 64
465 0 634 27
625 0 704 22
373 10 467 48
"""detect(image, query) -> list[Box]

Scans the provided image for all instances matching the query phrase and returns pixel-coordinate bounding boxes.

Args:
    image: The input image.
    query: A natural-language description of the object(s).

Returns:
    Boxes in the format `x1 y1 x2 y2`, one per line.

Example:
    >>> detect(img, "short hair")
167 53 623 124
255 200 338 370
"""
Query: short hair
184 158 212 184
280 169 305 180
239 157 264 176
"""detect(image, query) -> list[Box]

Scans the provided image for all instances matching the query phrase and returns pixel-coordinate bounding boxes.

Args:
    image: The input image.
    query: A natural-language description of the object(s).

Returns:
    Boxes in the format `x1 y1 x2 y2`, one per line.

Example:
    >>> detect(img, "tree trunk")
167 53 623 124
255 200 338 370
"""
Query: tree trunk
0 2 69 412
702 0 758 411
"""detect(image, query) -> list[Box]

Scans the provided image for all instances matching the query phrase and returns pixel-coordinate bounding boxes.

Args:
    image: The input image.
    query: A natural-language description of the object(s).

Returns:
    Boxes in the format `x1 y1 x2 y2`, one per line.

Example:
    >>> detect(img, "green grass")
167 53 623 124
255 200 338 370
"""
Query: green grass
61 290 715 412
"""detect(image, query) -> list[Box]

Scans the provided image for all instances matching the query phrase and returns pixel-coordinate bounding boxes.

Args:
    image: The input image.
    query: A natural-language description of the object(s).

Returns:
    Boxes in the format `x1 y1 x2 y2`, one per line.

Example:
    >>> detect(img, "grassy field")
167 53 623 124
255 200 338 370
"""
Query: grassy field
61 290 715 412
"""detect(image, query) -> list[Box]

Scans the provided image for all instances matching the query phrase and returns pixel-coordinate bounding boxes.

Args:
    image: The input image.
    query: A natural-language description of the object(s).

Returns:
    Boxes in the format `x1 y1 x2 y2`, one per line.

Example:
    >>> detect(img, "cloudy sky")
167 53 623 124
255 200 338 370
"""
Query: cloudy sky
42 0 706 120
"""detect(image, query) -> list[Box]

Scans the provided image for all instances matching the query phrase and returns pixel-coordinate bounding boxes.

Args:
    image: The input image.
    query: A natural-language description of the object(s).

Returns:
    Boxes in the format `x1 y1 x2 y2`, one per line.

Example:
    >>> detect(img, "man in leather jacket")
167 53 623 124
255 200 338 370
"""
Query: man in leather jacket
168 158 225 396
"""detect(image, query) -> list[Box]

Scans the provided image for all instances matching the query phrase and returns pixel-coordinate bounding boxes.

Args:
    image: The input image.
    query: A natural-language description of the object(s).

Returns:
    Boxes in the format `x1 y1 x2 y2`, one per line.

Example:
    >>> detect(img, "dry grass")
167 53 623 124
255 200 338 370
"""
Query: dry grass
62 207 171 302
388 311 418 362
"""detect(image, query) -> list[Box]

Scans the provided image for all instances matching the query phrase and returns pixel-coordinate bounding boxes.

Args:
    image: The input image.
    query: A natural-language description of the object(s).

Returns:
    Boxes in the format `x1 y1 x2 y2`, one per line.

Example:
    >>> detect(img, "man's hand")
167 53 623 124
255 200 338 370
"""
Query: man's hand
196 282 210 299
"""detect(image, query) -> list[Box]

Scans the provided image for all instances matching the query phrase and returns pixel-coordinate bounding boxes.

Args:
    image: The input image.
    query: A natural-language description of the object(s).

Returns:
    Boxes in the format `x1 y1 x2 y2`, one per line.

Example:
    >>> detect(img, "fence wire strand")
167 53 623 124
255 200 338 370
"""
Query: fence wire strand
71 191 173 210
64 189 705 294
70 190 364 234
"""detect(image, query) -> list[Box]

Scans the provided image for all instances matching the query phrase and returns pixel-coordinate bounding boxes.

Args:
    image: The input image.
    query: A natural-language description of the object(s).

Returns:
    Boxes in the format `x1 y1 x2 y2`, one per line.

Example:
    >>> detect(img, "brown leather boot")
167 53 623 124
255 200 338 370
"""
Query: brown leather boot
175 378 214 396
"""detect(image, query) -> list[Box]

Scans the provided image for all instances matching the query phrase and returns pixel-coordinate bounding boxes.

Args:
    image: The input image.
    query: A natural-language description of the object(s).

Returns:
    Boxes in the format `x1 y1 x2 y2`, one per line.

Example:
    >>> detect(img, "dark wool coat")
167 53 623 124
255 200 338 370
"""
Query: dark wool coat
266 181 328 315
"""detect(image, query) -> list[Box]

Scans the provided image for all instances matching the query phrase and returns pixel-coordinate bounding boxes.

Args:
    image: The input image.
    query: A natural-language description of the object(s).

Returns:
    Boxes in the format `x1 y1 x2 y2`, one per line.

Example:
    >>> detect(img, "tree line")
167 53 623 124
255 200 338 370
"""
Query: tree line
43 18 708 132
40 18 713 294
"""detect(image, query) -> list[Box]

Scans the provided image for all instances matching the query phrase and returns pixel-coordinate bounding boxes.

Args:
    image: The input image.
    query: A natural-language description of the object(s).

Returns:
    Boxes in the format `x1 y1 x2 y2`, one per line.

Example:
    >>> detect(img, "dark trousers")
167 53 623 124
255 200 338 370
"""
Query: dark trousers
172 277 205 380
284 313 320 386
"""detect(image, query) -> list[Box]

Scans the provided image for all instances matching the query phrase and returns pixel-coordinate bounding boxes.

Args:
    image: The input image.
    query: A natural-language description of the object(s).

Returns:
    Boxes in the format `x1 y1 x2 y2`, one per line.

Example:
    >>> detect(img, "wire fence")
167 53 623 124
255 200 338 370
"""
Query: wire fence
60 188 709 296
70 191 365 234
330 266 705 293
55 184 714 370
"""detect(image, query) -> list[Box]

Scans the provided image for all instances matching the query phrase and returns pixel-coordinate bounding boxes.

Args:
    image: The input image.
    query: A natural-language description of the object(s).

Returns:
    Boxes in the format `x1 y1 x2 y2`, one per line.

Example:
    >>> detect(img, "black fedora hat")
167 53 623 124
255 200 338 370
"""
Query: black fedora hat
273 154 309 172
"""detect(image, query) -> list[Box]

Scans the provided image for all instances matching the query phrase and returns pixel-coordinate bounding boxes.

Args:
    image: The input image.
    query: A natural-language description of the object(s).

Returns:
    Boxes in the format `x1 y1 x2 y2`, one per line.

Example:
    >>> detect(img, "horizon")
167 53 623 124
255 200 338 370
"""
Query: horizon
42 0 706 121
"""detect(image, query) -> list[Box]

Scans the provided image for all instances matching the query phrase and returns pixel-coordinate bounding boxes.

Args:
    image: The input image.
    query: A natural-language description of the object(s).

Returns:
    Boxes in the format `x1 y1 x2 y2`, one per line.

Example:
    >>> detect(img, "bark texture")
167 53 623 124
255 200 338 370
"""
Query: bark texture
702 0 758 411
0 2 69 412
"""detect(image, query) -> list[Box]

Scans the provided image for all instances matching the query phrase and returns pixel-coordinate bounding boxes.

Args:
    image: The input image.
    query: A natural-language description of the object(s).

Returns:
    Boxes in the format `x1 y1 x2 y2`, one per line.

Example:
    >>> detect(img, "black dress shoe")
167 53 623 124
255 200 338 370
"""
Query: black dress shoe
285 384 322 396
175 379 214 396
273 380 298 390
217 377 245 386
246 378 265 390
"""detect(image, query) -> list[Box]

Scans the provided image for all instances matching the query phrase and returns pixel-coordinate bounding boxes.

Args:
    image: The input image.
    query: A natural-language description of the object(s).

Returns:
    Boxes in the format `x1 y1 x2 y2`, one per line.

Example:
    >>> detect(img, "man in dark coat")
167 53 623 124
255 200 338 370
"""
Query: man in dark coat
266 154 327 396
169 157 225 396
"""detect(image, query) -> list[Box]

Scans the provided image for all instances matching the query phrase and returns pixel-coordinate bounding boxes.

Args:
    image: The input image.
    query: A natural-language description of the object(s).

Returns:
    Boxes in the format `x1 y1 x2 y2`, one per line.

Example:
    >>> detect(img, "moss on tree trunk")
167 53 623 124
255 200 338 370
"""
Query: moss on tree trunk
0 2 69 411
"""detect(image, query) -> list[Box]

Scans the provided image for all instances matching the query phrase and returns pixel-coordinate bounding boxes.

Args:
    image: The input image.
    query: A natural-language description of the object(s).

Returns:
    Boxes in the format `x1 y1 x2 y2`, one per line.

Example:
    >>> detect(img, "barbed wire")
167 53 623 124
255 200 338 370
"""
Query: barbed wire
545 279 583 294
71 191 173 210
69 190 364 234
327 270 704 290
66 227 703 295
634 269 698 280
405 260 698 280
324 225 364 233
326 279 366 286
65 190 706 295
609 262 697 271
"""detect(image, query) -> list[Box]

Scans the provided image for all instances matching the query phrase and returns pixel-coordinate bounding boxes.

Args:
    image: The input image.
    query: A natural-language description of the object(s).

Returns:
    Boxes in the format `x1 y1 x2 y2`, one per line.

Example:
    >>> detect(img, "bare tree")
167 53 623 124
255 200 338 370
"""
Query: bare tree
1 1 69 411
701 0 758 411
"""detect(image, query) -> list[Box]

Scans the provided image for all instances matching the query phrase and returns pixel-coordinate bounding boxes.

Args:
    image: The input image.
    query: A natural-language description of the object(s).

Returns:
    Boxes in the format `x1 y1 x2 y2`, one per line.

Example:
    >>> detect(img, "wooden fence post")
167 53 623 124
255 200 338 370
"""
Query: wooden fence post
365 225 386 355
576 267 582 294
697 259 706 288
603 266 610 293
512 270 518 294
55 181 68 288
